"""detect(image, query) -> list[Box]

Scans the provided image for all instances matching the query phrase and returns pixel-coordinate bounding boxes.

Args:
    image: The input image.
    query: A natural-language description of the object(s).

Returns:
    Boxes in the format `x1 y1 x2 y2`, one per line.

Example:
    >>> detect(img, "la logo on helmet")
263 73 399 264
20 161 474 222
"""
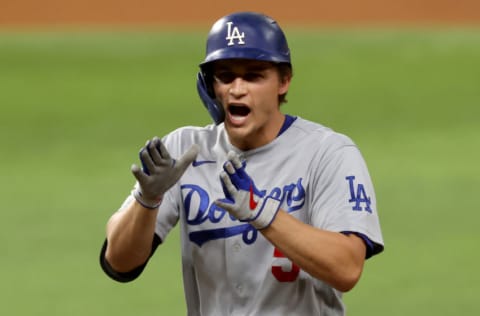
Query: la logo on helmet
225 22 245 46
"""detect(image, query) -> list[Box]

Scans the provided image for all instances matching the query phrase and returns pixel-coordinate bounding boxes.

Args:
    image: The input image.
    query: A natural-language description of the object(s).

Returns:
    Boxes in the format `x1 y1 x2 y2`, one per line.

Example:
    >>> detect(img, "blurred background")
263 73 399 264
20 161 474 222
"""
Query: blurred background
1 1 479 315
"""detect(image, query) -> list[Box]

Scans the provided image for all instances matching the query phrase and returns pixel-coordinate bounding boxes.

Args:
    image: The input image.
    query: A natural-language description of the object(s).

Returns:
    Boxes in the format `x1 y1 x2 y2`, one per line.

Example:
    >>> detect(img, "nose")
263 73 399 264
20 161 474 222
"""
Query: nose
229 77 247 98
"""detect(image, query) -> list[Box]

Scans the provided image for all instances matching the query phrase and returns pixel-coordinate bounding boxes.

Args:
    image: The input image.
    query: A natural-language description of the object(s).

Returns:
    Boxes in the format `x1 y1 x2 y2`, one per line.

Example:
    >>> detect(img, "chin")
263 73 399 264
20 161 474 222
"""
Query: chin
225 124 251 147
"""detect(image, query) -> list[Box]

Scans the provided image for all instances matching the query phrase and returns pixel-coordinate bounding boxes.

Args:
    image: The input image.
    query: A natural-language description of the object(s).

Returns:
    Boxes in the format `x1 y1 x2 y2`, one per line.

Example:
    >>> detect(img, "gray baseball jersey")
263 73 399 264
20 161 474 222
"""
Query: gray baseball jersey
120 116 384 315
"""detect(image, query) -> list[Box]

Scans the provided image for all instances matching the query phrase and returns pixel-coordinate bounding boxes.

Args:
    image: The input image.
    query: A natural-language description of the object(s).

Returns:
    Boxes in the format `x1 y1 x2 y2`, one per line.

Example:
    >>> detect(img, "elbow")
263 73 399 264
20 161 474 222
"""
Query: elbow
335 278 359 293
332 236 367 292
105 245 130 272
309 262 363 292
333 265 363 292
104 241 150 273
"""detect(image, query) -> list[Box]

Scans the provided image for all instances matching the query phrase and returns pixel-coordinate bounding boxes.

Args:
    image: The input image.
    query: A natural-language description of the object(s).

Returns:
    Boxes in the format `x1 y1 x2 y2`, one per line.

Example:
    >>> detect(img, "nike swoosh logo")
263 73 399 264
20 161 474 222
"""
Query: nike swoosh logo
249 183 258 210
192 159 216 167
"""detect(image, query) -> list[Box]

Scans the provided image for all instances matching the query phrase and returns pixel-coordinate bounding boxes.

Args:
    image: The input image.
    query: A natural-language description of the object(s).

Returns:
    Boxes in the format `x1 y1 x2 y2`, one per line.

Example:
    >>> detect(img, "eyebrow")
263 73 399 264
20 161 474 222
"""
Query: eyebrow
213 61 273 72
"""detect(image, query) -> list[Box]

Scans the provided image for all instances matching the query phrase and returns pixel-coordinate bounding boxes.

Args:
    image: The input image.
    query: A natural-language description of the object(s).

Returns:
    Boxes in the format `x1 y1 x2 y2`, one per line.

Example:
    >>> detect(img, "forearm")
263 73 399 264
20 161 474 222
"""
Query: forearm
102 137 198 274
105 199 158 272
261 210 366 292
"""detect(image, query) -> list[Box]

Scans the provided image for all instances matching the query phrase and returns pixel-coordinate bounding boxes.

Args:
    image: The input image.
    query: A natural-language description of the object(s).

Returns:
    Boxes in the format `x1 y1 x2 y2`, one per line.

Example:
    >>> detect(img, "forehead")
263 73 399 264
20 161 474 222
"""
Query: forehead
211 59 275 72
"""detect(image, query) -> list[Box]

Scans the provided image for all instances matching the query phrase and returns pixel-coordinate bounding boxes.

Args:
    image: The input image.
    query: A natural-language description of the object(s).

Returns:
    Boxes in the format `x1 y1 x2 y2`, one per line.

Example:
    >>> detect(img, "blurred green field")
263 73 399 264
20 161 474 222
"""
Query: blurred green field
0 28 479 315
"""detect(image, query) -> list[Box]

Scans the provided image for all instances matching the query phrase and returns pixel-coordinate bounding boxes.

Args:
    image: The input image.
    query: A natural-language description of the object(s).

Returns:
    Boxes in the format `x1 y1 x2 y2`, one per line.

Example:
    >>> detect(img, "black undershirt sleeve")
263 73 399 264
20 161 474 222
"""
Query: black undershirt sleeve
341 231 384 259
99 234 162 283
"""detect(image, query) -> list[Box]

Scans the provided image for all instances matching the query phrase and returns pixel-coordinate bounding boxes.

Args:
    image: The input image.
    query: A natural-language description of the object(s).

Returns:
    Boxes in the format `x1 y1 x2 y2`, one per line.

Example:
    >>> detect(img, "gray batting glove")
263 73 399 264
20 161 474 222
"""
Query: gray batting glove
214 151 282 230
131 137 199 209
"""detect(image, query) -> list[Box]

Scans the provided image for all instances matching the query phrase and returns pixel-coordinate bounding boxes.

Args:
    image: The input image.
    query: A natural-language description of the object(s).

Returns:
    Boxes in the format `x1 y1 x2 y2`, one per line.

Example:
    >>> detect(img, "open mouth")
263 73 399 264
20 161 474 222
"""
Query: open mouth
228 104 251 117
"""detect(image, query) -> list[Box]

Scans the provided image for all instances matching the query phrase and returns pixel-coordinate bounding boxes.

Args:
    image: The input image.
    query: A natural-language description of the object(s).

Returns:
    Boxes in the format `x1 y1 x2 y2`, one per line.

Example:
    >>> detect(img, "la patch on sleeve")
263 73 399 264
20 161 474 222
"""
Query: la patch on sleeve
345 176 372 213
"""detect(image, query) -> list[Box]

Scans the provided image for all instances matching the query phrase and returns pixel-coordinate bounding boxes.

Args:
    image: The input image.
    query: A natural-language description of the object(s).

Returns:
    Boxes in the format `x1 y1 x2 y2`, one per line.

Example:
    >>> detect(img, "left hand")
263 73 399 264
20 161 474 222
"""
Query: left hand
214 151 281 230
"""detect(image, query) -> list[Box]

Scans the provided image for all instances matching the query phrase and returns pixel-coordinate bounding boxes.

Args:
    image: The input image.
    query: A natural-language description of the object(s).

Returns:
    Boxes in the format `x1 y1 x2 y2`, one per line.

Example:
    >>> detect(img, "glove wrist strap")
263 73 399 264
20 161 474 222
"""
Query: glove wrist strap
252 197 281 230
133 189 162 210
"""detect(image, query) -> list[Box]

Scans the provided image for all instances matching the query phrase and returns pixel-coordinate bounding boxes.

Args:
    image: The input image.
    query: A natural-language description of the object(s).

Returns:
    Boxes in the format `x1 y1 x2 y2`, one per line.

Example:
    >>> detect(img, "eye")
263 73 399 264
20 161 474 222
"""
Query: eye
243 72 263 82
213 70 265 84
214 72 236 84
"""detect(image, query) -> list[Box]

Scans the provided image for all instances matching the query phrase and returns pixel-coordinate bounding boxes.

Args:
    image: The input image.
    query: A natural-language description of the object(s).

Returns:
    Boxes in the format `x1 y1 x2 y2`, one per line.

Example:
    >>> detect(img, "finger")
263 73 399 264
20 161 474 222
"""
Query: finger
175 144 200 173
213 199 234 212
139 147 156 175
227 151 243 169
220 171 237 197
156 138 172 160
223 161 235 174
131 164 147 182
222 162 247 190
219 171 234 201
148 138 164 165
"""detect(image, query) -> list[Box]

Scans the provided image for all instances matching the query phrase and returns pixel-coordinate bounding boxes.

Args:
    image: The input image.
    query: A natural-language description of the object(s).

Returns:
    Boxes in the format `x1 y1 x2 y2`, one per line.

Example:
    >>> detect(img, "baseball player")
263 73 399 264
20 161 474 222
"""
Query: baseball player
100 11 384 315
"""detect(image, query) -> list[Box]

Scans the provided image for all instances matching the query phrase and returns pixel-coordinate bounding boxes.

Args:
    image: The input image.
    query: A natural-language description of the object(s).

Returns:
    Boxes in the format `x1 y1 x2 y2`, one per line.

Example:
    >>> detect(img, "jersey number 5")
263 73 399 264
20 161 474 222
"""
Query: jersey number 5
271 248 300 282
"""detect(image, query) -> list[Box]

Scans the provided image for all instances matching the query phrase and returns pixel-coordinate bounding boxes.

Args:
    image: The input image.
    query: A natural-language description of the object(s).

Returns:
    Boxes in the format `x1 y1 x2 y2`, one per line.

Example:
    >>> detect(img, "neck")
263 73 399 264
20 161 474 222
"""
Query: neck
229 112 286 151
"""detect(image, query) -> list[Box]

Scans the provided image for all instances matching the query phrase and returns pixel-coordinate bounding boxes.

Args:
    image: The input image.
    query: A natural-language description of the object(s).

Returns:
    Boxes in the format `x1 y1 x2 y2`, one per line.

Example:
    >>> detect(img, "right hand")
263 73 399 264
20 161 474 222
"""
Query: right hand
131 137 199 209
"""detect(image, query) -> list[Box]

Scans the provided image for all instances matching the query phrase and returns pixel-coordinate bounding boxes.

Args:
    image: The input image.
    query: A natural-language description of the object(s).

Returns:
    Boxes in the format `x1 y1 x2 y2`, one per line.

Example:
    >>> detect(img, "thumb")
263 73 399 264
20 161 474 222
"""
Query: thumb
131 164 147 183
175 144 200 172
213 199 234 211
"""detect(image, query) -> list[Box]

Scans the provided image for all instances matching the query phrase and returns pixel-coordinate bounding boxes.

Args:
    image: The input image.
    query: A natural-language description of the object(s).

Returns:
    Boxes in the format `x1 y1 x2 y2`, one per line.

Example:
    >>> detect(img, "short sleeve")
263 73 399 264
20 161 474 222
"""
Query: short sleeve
308 139 384 257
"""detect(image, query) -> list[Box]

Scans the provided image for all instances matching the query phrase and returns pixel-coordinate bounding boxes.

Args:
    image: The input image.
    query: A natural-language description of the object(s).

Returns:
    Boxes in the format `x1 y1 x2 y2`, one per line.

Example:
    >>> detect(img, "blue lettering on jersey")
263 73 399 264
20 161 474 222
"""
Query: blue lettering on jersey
182 178 305 247
346 175 372 213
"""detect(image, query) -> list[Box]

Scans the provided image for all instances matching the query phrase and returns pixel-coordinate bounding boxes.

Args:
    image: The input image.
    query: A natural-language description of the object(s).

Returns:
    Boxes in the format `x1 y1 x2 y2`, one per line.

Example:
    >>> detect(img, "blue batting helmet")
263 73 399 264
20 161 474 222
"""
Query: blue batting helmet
196 12 292 124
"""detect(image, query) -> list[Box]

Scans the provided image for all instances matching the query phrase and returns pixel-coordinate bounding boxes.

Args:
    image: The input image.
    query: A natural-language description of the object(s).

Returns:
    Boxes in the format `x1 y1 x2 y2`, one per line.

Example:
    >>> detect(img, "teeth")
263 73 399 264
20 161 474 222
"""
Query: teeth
229 113 247 124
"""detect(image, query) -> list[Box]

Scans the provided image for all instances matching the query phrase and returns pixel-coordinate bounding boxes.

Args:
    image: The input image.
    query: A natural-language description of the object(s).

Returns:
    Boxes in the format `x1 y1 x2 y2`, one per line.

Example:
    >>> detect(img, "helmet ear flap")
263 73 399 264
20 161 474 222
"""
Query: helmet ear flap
196 72 225 125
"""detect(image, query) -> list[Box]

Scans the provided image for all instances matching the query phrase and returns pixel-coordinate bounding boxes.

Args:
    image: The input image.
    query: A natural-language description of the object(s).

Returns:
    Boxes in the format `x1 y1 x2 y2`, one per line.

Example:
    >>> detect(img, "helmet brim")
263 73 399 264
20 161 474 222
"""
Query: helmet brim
200 47 290 68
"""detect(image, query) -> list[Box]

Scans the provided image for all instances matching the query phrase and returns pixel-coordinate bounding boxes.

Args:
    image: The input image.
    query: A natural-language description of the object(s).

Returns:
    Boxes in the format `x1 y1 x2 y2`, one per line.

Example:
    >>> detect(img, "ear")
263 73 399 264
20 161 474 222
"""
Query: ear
278 74 292 95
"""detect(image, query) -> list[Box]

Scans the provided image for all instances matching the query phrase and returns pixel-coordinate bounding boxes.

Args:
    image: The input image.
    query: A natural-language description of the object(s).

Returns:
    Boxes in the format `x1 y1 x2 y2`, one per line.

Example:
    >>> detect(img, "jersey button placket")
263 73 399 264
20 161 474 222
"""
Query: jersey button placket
225 234 246 308
235 283 243 294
